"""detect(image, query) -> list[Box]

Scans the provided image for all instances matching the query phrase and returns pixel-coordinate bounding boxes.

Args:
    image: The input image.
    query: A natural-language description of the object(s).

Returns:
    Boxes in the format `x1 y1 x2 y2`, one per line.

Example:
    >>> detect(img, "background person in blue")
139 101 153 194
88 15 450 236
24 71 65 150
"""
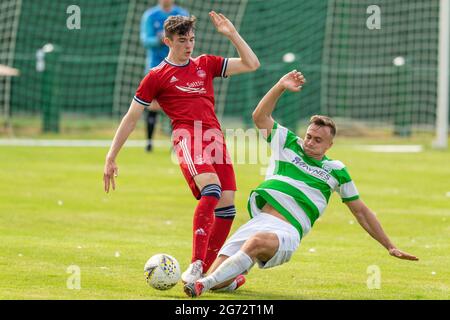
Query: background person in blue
140 0 189 152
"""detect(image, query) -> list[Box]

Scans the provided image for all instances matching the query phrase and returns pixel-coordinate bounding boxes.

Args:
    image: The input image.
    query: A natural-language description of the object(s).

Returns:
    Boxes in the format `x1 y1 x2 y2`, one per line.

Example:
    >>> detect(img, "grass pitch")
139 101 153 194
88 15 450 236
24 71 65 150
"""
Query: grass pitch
0 136 449 300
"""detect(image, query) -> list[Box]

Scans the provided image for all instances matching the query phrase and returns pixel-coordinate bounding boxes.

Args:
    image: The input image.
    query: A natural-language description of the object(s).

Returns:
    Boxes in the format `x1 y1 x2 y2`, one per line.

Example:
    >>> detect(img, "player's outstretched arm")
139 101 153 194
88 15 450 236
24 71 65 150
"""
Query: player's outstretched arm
252 70 305 138
345 199 419 261
103 100 144 193
209 11 260 76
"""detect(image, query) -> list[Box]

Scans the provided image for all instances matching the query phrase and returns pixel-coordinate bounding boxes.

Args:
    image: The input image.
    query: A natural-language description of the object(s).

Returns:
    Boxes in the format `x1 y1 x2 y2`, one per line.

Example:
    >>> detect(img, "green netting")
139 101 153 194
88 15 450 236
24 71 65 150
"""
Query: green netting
322 0 440 135
0 0 446 136
182 0 328 130
10 0 129 117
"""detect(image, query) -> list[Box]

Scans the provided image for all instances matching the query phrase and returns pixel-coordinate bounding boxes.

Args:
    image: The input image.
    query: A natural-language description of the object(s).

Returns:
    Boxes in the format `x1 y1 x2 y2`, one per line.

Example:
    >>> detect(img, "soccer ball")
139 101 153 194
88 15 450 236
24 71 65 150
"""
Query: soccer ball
144 253 181 290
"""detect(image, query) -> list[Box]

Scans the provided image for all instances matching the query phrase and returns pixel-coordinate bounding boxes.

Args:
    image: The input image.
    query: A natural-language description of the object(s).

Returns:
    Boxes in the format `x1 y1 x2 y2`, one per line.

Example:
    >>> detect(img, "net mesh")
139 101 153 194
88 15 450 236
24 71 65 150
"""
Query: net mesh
0 0 445 137
0 0 21 130
322 0 440 134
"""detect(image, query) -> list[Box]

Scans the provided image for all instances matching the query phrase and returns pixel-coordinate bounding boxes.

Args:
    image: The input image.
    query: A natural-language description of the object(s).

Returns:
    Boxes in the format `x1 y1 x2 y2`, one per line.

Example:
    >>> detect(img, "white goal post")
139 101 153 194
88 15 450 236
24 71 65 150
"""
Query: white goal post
433 0 449 149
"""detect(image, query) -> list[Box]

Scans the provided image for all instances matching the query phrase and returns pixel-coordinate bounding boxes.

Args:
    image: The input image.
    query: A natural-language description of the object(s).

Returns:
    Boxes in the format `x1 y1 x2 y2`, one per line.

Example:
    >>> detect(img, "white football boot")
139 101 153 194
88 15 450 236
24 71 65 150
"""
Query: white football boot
181 260 203 284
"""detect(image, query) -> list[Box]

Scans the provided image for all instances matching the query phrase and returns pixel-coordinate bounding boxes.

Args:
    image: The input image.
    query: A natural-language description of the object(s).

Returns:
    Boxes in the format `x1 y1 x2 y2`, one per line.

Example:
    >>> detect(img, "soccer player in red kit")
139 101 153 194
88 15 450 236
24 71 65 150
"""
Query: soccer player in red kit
103 12 259 288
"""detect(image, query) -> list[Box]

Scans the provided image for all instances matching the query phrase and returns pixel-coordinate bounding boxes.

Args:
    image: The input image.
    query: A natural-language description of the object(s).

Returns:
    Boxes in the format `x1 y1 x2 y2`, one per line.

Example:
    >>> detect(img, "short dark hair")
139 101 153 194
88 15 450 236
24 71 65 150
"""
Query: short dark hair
164 15 197 39
309 115 336 137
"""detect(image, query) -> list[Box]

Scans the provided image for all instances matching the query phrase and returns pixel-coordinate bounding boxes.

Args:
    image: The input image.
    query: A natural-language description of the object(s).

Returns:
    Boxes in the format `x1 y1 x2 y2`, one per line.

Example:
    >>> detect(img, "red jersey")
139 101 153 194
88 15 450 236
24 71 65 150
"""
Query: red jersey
134 54 228 131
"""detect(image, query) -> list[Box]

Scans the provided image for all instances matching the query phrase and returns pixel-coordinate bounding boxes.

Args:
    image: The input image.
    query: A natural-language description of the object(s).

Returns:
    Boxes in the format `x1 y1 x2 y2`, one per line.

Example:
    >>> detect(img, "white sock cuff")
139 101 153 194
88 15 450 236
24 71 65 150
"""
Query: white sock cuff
211 280 238 292
235 250 254 271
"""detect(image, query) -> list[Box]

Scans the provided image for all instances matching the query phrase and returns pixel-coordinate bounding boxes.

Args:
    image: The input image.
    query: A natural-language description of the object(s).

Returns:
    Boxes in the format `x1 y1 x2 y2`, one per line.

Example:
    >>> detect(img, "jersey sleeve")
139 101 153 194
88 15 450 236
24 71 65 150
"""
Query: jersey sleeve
204 55 228 78
134 70 159 107
334 166 360 202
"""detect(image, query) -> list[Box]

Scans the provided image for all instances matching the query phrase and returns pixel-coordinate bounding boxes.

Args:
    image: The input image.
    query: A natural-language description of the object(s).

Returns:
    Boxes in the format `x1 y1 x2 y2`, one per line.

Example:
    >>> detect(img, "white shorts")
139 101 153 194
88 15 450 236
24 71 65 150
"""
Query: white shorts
218 212 300 269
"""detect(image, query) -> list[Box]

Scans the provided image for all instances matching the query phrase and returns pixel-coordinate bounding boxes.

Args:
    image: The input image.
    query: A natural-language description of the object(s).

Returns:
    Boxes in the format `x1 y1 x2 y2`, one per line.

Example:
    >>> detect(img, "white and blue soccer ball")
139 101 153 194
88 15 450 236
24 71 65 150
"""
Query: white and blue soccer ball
144 253 181 290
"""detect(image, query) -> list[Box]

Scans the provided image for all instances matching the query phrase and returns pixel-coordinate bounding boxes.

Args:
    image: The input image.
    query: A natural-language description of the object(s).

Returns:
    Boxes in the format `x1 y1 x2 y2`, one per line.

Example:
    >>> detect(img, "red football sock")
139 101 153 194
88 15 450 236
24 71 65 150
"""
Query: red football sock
203 205 236 272
203 218 234 272
192 192 220 263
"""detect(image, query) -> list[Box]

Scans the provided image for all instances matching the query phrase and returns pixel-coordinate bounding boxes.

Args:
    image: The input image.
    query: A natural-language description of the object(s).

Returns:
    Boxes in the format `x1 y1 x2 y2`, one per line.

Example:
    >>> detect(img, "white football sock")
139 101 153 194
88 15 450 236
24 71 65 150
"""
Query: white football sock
199 250 253 291
211 280 237 292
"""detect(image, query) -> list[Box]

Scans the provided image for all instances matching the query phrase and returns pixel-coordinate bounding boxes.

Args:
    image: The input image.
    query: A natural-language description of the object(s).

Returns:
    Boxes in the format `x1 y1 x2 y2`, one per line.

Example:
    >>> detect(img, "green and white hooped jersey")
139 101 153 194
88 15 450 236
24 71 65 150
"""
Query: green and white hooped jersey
247 122 359 239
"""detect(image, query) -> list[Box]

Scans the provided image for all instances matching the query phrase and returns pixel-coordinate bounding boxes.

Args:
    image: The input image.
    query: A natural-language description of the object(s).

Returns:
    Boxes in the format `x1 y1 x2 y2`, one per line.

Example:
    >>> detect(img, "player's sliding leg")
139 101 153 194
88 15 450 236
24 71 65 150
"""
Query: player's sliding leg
207 253 247 292
211 274 246 292
182 173 222 284
184 232 279 297
202 232 278 292
184 251 253 297
203 191 236 273
203 254 245 292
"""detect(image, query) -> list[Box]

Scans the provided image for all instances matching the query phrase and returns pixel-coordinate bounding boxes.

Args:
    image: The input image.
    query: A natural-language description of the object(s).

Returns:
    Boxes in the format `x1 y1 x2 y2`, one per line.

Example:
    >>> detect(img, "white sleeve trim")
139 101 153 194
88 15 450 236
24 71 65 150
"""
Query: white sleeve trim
133 95 151 107
338 181 359 198
221 58 229 78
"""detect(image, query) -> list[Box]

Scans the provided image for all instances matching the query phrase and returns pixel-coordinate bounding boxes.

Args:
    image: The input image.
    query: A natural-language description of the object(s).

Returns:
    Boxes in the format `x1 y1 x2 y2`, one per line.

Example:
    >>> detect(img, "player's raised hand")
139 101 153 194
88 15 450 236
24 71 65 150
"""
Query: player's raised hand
389 248 419 261
209 11 237 37
103 158 119 193
278 70 306 92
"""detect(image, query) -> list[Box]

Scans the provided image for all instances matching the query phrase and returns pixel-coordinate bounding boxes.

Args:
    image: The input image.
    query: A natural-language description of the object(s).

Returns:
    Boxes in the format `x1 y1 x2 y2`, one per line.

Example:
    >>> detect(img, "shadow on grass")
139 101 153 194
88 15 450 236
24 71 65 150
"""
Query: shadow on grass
147 288 314 300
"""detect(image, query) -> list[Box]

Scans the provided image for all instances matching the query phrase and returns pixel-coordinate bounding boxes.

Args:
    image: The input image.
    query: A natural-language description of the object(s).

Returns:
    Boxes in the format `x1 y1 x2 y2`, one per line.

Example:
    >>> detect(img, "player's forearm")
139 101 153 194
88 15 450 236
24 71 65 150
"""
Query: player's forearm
106 115 138 161
227 32 260 71
252 82 285 126
355 208 396 250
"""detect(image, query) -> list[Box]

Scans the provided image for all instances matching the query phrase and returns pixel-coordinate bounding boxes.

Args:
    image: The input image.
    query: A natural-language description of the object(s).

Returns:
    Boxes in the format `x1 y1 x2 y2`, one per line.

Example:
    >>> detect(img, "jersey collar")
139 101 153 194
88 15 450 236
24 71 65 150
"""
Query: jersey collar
164 57 190 67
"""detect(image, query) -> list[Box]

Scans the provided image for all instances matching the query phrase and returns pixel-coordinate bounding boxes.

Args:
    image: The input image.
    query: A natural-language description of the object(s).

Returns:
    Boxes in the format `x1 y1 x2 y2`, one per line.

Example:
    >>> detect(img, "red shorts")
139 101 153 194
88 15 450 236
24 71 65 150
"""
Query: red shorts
173 126 237 199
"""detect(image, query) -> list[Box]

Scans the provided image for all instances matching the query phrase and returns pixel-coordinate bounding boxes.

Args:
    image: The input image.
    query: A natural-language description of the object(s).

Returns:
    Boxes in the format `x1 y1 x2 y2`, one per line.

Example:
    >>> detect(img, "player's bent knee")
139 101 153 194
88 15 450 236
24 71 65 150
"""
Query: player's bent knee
242 235 267 257
200 183 222 200
195 173 221 190
243 233 279 259
217 190 235 207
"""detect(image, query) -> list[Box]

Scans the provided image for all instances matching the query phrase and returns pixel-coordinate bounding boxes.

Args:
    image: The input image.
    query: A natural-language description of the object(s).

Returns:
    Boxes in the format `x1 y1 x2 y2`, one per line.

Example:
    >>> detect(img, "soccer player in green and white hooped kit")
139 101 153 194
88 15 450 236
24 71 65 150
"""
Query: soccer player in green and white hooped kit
184 70 419 297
